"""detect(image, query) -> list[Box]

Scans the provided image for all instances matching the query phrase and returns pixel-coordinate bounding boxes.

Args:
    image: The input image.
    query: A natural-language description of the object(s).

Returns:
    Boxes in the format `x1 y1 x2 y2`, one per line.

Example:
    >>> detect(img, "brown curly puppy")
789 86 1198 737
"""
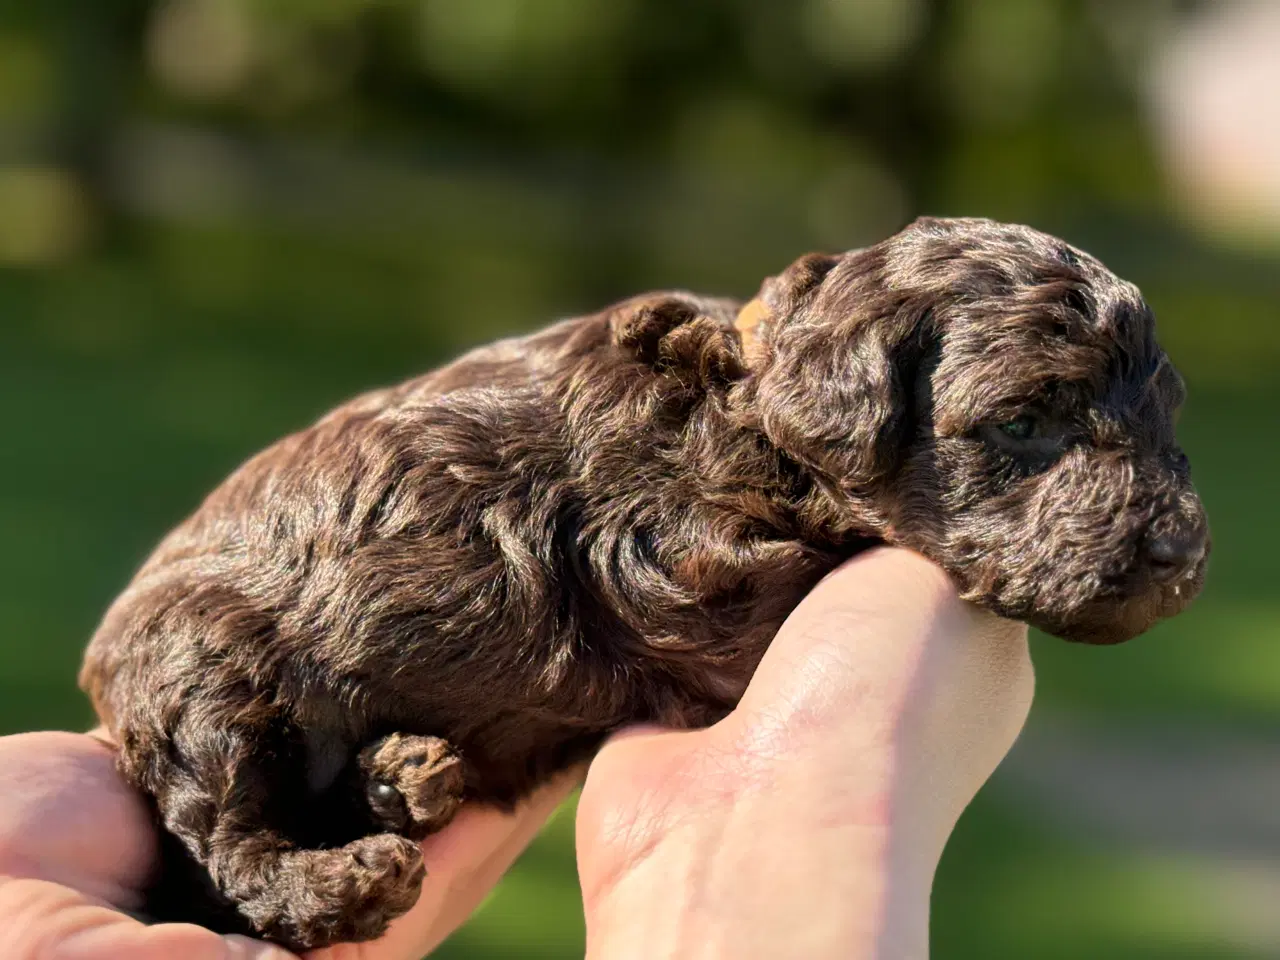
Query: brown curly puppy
79 217 1208 948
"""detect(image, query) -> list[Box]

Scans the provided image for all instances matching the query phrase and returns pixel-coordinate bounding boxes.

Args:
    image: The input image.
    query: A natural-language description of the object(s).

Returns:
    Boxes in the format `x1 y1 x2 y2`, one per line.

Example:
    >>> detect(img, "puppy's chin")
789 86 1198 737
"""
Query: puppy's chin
1028 557 1208 646
1042 608 1157 646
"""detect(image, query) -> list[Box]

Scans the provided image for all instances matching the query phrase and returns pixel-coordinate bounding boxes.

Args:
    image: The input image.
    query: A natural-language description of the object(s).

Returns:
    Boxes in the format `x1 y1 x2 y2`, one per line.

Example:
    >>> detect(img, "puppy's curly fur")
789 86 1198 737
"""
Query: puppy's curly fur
80 217 1208 948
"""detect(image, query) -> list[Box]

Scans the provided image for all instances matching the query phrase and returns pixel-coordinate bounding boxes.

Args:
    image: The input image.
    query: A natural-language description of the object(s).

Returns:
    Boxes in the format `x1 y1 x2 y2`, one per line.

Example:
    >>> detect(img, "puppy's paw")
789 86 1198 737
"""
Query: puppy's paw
360 733 466 840
261 834 425 948
339 833 426 921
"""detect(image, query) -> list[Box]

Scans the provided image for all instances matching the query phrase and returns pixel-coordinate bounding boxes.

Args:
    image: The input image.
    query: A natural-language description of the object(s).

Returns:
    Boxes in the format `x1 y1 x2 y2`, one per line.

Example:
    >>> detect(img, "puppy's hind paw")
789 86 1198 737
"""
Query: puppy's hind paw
255 834 425 948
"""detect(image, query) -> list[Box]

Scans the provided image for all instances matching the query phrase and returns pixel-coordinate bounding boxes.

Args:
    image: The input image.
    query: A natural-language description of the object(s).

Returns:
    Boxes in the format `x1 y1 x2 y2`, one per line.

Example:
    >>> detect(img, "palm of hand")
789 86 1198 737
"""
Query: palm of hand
0 731 576 960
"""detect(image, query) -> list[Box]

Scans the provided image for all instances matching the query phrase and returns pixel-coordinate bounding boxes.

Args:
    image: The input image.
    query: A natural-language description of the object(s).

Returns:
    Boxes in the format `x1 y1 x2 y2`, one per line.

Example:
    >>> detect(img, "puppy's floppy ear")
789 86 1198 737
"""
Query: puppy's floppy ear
733 253 843 364
610 293 746 387
748 246 932 496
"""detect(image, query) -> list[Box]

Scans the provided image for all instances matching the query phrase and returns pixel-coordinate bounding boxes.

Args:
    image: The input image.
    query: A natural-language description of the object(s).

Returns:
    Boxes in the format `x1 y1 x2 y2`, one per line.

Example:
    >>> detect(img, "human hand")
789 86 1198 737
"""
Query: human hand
0 549 1030 960
576 548 1036 960
0 730 577 960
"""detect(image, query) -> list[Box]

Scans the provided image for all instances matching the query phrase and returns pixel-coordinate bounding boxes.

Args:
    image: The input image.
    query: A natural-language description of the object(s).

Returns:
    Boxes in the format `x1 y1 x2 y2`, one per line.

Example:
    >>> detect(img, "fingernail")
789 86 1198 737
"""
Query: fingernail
223 934 299 960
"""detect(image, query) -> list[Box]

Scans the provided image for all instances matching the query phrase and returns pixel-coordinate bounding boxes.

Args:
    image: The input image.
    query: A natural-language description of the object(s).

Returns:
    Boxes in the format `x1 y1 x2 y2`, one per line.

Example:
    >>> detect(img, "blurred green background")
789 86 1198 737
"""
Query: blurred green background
2 1 1279 957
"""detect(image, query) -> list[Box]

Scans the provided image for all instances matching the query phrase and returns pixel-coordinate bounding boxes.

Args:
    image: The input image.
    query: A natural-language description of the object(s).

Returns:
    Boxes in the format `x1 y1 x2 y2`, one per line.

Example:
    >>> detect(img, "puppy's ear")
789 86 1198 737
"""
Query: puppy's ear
758 252 844 314
610 294 746 387
749 248 931 497
732 253 844 364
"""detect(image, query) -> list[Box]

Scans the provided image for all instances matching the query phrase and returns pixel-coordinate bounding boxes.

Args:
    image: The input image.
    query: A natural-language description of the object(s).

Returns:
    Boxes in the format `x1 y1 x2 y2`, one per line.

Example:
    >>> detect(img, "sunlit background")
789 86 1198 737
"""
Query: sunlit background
2 1 1278 957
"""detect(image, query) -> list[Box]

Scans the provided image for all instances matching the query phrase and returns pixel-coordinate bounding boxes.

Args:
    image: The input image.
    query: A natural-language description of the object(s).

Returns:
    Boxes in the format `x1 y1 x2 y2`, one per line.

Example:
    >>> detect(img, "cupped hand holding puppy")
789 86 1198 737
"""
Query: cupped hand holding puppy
578 548 1034 959
0 734 577 960
0 549 1033 960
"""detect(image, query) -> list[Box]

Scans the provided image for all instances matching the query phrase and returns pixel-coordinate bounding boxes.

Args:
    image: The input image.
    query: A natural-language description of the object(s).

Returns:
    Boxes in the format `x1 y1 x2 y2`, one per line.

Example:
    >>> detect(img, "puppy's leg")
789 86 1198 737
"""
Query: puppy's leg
136 717 427 949
215 828 425 948
357 733 466 841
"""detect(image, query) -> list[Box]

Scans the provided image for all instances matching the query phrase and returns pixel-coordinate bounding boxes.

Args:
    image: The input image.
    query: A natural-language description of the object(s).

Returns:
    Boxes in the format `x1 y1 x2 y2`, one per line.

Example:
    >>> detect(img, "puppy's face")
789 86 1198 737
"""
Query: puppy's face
753 217 1208 644
899 228 1207 644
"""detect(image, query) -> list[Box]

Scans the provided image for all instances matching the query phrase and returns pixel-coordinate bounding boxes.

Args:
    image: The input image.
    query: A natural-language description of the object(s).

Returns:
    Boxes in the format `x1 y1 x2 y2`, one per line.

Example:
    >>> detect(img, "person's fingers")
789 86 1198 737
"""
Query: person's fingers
583 550 1033 879
577 554 976 897
308 768 583 960
0 732 156 908
583 553 965 809
84 726 116 749
726 548 1030 767
734 548 960 733
0 875 294 960
0 728 577 960
731 547 1033 859
875 586 1034 860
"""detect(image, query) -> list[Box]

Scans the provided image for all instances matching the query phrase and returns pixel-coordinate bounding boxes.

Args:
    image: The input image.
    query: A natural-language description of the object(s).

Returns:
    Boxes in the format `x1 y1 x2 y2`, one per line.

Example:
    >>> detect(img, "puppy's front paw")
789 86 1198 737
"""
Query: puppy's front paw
360 733 466 840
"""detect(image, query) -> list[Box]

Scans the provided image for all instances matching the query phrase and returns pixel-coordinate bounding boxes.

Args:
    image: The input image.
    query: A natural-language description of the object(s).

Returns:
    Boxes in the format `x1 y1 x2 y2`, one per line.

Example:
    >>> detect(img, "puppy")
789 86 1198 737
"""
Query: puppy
79 217 1208 948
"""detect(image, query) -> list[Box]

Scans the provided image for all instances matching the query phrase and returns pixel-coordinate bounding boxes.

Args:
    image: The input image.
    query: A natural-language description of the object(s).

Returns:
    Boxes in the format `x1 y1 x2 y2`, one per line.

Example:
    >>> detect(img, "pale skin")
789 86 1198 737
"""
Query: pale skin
0 549 1034 960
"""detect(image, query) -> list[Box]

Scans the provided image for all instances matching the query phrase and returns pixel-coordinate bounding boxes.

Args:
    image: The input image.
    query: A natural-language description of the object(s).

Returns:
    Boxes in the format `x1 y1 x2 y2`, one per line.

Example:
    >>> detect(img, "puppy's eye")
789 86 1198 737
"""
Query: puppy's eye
998 415 1039 440
979 411 1073 469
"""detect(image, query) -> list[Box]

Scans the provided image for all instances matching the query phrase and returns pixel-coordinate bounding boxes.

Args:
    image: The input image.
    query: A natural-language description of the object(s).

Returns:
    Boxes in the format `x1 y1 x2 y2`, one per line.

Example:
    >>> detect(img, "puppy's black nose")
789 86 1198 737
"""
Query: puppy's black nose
1145 528 1207 581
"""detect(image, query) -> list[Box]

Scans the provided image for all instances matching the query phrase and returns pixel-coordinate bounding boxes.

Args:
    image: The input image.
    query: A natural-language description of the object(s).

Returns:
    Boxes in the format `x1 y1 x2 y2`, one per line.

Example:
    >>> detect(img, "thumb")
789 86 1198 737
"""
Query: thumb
732 548 974 752
727 547 1034 853
735 548 1033 764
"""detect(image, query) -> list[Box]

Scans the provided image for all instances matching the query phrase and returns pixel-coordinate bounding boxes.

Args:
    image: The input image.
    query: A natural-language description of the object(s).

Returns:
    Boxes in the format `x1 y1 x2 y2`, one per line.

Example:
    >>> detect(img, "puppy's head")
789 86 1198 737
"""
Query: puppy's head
746 216 1208 644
